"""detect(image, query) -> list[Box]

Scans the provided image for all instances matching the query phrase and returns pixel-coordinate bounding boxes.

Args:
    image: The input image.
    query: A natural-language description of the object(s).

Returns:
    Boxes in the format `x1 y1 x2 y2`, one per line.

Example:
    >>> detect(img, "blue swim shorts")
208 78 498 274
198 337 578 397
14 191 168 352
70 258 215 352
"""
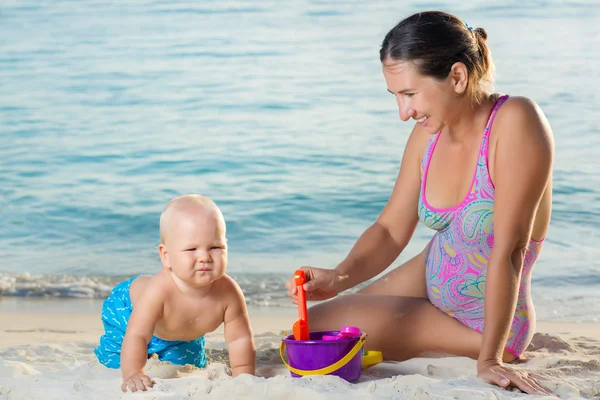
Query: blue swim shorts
94 276 207 369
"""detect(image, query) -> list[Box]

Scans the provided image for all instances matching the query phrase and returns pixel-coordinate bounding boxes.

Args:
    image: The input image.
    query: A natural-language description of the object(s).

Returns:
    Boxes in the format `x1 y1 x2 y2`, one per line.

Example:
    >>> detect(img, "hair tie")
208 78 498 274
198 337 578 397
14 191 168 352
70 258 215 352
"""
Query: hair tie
464 21 474 32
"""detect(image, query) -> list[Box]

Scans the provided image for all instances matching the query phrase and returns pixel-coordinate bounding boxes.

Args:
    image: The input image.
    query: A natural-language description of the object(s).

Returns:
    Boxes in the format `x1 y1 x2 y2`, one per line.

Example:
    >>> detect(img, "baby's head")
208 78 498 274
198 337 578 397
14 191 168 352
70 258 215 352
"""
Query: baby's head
158 195 227 287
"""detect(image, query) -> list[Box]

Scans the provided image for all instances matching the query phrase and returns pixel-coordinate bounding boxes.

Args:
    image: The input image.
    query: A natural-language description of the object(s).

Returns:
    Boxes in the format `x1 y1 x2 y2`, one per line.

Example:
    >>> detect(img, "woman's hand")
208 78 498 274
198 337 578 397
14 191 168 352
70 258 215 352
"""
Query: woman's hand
285 267 344 303
477 359 556 397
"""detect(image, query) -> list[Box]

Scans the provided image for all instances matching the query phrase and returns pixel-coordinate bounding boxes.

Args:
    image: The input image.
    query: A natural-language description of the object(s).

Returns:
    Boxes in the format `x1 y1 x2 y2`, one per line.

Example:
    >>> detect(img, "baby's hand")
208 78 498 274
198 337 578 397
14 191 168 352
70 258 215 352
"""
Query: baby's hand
121 372 155 392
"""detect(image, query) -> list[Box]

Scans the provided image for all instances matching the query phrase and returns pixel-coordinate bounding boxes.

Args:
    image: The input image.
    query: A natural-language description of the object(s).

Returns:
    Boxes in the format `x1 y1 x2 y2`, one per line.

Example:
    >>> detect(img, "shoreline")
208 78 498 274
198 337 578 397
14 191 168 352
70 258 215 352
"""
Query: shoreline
1 305 599 348
0 305 299 349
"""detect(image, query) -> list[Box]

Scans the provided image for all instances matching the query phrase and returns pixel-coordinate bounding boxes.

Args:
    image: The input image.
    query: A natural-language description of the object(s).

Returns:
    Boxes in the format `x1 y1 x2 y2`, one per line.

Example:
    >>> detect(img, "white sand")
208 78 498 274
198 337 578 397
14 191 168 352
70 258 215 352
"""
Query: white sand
0 306 599 399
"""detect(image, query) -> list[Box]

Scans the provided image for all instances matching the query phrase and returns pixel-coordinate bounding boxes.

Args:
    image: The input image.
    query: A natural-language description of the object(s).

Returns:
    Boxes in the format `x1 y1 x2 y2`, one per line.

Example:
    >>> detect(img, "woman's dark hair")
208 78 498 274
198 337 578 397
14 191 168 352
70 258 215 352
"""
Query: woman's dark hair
380 11 494 104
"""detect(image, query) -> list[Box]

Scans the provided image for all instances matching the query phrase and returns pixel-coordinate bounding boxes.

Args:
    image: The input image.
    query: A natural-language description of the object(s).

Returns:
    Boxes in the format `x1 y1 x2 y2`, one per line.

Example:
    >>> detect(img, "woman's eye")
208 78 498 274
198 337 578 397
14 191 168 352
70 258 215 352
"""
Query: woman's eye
186 248 196 251
404 93 415 98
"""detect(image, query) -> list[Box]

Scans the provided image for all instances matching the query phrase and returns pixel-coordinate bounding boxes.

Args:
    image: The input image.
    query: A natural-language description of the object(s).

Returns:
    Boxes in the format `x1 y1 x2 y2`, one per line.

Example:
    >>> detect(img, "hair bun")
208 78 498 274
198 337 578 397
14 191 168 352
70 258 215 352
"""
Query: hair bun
474 27 488 40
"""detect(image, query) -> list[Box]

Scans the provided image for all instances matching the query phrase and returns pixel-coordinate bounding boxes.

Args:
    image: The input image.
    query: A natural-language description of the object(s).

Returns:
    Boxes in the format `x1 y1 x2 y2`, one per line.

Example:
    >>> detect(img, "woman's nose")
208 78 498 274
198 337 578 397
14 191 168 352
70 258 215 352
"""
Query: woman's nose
398 104 415 122
396 97 414 122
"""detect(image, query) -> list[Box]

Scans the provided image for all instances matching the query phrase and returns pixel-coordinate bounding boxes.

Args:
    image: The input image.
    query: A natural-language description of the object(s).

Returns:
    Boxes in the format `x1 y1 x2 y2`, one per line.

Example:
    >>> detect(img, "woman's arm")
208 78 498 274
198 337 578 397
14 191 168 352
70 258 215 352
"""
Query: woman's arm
478 97 554 389
331 123 429 293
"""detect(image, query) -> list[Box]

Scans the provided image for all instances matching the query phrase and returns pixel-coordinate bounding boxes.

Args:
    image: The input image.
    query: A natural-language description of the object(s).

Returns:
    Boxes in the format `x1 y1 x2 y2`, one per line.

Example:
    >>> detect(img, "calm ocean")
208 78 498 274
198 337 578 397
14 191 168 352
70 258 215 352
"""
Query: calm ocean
1 1 598 321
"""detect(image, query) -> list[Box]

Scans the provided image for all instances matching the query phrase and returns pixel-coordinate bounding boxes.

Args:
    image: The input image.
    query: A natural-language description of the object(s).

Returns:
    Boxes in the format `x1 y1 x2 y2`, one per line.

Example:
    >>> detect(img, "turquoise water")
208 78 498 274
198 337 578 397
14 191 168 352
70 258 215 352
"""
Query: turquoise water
1 1 599 321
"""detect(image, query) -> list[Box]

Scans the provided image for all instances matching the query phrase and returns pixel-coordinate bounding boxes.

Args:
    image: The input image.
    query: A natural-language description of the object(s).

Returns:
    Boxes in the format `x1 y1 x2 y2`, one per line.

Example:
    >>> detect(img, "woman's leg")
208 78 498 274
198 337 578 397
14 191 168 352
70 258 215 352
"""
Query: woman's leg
309 293 485 360
357 248 428 297
308 248 515 362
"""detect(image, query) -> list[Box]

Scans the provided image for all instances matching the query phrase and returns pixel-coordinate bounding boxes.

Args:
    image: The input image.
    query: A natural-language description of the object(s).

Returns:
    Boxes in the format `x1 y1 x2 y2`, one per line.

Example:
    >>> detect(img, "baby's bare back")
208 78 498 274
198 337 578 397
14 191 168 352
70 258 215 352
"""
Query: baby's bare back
129 272 231 342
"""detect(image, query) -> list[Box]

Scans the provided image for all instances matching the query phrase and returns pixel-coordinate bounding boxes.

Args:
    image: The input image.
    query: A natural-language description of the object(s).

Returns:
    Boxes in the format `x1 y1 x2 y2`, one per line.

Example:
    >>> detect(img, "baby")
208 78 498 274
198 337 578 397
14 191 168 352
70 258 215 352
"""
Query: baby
94 194 256 392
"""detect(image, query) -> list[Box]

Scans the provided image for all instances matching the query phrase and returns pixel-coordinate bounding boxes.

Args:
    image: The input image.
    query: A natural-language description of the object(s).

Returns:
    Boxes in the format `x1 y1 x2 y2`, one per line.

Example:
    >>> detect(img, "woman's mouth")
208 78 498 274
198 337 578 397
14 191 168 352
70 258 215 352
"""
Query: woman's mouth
416 115 429 123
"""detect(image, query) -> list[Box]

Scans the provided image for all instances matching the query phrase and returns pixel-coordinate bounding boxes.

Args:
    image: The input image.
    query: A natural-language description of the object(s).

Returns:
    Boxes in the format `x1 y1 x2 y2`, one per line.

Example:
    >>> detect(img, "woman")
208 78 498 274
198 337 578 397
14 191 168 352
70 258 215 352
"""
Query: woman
286 11 555 396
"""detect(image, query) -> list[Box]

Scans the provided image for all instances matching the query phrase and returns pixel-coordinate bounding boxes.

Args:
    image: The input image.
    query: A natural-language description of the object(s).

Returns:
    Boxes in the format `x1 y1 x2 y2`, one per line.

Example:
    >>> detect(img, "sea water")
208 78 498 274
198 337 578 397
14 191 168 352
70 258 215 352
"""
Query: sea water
1 0 598 321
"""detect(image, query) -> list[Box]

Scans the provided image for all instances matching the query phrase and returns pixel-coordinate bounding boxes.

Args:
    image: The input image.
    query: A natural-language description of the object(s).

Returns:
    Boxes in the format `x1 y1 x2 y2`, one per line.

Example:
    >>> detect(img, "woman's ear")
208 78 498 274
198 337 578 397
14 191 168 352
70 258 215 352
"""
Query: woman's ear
449 62 469 95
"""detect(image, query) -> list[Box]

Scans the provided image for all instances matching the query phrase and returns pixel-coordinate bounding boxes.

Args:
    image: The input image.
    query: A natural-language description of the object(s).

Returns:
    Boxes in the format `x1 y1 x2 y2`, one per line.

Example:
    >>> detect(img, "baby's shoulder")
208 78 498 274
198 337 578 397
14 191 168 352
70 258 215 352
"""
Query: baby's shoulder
128 274 169 314
215 274 244 295
212 274 246 306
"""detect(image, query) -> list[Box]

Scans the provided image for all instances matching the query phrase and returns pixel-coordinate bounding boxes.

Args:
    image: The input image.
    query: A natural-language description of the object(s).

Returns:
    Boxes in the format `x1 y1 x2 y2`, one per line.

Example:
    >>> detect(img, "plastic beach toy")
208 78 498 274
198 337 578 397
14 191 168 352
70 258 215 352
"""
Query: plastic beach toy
292 270 310 341
281 329 384 381
282 271 383 381
319 325 382 369
322 325 361 340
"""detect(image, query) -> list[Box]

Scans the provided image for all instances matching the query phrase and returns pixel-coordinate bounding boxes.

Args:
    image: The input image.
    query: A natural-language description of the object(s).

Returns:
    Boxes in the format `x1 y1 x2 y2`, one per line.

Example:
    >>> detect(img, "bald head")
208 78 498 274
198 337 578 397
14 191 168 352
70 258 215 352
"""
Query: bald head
159 195 225 244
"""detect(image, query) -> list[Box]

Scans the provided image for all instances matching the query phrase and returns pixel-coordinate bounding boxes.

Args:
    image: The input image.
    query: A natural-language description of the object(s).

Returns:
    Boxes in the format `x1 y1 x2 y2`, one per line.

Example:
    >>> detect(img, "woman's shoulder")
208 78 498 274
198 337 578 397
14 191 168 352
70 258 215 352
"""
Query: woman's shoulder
493 94 553 143
495 95 547 125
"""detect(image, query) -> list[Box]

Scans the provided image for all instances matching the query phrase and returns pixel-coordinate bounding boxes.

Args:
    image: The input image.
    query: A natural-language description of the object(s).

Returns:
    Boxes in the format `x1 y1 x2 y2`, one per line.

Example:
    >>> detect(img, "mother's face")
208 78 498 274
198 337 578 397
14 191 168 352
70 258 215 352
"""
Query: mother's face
382 60 464 134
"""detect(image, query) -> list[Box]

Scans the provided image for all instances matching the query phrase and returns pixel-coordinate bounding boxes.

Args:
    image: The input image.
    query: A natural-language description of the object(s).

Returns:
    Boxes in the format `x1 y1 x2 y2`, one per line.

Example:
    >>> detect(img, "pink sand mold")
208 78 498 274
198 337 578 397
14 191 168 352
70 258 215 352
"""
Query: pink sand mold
322 326 361 341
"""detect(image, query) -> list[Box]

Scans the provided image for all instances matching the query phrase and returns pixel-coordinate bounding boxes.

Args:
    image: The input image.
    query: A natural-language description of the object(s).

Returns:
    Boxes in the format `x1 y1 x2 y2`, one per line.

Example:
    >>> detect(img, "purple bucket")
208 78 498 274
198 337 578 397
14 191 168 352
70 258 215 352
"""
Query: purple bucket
281 330 365 382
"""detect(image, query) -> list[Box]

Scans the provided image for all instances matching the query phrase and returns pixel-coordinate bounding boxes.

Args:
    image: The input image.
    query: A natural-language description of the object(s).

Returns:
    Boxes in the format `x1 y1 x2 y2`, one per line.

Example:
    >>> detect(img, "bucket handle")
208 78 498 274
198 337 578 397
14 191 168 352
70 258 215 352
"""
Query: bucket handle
280 333 367 376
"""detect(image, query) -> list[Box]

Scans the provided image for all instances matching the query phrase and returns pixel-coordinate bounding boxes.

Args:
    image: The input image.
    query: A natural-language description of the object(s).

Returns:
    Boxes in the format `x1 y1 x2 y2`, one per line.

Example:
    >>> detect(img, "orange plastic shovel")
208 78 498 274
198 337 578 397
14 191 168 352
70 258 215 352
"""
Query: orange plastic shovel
292 269 310 340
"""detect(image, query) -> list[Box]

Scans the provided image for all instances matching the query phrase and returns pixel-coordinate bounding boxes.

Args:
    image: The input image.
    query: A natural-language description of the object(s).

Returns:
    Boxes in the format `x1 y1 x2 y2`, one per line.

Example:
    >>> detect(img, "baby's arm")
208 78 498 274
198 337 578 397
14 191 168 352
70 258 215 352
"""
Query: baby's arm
120 281 164 392
223 278 256 376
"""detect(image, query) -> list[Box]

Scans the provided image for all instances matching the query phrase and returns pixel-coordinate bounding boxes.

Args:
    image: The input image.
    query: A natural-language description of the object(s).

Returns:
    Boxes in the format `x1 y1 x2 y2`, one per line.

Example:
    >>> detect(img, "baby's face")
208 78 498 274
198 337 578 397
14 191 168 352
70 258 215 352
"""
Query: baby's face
163 205 227 287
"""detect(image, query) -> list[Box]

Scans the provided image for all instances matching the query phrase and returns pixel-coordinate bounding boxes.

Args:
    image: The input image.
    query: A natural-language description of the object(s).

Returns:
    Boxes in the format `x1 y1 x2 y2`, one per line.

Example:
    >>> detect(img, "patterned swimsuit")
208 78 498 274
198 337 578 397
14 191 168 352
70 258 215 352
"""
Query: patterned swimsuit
418 95 543 357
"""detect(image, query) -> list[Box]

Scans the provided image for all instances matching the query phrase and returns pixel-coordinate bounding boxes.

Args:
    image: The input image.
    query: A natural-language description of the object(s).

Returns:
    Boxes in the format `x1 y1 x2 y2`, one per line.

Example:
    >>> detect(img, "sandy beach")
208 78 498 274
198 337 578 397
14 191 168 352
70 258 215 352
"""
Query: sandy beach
1 303 599 400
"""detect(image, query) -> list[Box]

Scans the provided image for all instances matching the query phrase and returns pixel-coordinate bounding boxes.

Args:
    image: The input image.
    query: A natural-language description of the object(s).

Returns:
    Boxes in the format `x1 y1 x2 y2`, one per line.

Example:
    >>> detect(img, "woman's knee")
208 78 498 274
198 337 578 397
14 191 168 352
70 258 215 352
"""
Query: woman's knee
358 250 428 297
